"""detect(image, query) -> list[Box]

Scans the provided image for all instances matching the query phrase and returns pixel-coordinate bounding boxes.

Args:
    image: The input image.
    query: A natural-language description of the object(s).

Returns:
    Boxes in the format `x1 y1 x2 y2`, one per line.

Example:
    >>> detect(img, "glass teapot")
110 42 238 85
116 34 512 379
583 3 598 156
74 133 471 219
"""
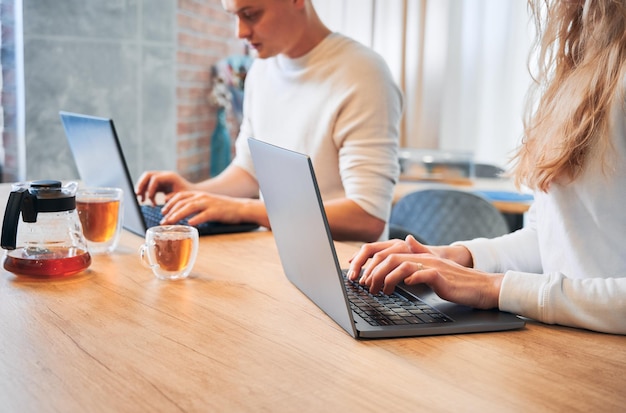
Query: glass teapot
1 180 91 277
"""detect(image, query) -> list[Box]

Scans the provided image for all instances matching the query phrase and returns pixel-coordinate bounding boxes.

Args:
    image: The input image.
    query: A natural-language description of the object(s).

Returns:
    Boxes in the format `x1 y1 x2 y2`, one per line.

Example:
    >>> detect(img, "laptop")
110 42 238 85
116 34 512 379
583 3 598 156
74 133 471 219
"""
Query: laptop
248 138 525 339
60 111 259 237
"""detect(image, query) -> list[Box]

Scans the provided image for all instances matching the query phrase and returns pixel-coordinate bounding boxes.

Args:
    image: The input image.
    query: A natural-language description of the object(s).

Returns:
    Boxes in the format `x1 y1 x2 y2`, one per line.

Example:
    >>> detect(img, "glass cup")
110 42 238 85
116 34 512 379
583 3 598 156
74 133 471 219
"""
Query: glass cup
139 225 199 280
76 187 124 254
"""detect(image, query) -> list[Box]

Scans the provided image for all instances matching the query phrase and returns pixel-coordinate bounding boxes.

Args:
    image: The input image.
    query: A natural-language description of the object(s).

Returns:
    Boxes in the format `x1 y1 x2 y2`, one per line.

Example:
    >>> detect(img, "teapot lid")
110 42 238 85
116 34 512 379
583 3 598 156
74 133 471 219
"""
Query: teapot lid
13 180 77 214
26 180 76 212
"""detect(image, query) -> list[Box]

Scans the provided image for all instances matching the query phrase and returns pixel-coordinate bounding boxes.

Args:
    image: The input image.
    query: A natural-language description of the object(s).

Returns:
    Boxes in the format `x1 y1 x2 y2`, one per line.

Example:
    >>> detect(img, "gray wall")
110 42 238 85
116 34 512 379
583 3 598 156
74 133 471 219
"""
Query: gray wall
23 0 176 182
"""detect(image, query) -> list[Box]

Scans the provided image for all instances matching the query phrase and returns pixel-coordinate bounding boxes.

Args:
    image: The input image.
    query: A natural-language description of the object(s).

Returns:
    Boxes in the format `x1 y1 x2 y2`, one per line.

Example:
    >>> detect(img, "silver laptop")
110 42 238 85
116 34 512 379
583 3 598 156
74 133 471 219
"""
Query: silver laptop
248 138 525 339
60 111 258 237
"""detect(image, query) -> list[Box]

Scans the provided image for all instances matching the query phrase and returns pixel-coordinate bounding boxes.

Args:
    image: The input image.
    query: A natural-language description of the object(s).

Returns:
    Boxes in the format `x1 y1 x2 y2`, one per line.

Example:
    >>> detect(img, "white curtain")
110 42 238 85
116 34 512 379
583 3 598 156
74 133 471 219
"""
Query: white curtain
314 0 533 168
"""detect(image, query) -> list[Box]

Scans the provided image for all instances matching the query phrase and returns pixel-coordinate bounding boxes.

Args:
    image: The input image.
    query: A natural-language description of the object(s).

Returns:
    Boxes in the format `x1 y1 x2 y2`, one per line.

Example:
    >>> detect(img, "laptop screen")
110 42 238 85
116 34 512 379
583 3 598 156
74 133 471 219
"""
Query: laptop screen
60 111 147 236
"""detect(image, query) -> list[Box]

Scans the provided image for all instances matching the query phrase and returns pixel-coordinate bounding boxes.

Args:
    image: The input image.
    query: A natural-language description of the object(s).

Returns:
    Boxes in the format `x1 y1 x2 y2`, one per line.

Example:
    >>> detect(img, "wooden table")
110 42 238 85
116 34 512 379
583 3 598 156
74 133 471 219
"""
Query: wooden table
1 191 624 412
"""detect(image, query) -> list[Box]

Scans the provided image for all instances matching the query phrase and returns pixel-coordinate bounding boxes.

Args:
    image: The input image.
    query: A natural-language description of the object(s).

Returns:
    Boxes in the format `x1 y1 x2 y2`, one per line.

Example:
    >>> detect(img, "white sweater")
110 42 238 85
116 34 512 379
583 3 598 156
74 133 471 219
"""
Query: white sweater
458 99 626 334
232 33 403 226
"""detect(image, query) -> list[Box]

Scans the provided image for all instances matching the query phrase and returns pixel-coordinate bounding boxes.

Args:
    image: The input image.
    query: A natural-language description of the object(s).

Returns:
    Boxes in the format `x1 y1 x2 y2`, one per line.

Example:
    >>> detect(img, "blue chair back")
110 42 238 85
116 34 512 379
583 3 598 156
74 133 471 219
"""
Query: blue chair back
390 188 510 245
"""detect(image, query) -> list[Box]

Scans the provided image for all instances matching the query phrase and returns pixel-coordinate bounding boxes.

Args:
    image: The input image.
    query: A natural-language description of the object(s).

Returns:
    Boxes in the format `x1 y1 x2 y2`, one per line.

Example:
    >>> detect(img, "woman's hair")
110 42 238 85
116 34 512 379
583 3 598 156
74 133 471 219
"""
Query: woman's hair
512 0 626 191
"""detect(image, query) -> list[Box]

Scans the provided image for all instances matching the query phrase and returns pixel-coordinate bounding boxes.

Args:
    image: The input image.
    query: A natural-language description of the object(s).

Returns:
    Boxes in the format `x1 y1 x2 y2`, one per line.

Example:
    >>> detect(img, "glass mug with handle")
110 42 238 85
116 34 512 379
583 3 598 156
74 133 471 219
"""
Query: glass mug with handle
140 225 199 280
76 187 123 254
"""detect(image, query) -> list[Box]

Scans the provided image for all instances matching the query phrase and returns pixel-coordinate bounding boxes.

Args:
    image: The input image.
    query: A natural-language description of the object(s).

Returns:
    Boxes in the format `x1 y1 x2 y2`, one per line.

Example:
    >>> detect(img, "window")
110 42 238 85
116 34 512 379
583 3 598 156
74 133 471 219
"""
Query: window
315 0 533 168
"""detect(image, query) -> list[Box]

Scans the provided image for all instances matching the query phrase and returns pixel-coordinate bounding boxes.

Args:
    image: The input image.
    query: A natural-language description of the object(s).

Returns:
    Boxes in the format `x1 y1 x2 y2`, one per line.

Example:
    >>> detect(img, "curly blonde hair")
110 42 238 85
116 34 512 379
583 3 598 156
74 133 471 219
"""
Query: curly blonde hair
512 0 626 191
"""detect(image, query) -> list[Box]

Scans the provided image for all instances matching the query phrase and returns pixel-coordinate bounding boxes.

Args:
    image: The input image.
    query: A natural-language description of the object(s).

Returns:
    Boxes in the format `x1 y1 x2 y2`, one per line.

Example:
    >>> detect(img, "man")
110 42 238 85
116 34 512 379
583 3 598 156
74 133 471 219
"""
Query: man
136 0 403 242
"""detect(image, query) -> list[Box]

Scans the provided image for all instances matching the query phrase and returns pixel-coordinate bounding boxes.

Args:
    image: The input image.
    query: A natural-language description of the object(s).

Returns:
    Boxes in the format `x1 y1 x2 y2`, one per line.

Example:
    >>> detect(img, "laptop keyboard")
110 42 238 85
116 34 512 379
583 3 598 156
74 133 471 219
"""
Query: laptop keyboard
343 275 452 326
141 204 178 228
140 205 259 235
141 204 224 232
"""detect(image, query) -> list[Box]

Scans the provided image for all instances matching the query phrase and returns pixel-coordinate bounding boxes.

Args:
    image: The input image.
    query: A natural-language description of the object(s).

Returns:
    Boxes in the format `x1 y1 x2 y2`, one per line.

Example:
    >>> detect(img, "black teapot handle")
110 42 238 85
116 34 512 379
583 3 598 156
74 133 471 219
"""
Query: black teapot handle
1 188 27 250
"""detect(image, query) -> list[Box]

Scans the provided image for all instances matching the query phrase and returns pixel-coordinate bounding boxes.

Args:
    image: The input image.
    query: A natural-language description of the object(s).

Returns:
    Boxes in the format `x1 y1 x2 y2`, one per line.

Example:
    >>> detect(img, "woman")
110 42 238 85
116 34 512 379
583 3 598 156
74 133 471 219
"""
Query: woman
348 0 626 334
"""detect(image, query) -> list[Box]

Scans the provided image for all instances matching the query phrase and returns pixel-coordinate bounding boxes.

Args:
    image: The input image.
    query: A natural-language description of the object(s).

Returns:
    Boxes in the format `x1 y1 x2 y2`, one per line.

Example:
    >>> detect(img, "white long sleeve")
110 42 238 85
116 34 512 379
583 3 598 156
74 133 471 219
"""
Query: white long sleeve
232 33 402 225
499 271 626 334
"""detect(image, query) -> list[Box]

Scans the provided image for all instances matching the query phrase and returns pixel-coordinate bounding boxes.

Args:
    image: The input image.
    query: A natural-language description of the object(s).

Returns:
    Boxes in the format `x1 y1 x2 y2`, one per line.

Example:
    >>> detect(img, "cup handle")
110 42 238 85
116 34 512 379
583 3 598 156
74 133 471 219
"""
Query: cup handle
139 244 157 269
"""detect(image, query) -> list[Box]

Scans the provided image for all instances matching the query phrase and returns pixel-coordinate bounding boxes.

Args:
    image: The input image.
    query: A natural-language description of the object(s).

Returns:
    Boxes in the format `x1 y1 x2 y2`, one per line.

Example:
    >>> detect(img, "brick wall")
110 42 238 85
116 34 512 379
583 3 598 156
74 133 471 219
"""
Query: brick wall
176 0 244 182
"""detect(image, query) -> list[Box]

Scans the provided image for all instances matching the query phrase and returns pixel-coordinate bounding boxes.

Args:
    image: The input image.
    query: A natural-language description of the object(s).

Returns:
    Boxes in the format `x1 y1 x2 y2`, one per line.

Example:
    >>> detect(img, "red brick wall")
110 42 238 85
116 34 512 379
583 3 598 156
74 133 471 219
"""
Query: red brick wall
176 0 243 182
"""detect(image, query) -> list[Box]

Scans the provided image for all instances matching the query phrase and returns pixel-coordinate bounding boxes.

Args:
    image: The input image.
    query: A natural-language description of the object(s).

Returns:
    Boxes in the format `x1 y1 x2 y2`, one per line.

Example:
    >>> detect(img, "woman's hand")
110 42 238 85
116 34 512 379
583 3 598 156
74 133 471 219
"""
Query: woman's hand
348 236 473 281
347 235 502 309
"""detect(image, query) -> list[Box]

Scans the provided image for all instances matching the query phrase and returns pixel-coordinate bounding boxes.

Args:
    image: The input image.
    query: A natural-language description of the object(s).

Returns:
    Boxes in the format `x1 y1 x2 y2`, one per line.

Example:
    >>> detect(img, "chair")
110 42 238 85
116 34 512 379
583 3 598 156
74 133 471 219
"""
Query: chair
389 188 510 245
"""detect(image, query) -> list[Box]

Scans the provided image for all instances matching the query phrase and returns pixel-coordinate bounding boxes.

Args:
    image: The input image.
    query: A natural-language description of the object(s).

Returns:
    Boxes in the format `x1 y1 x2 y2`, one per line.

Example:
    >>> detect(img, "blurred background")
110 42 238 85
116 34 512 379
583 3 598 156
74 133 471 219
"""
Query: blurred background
0 0 532 184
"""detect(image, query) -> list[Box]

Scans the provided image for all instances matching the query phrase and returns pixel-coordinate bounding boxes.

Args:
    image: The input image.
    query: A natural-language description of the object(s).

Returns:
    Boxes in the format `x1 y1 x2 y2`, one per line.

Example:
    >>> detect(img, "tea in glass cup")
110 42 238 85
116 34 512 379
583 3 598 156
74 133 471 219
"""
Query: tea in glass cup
140 225 199 280
76 187 123 254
